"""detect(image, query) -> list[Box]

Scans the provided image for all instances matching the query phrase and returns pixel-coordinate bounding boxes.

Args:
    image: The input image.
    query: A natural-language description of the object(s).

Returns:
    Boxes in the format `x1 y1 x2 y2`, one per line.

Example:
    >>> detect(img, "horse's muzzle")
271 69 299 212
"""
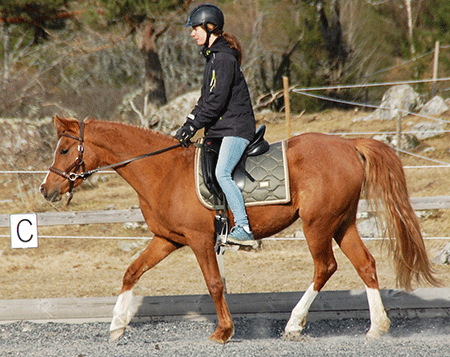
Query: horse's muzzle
39 184 62 202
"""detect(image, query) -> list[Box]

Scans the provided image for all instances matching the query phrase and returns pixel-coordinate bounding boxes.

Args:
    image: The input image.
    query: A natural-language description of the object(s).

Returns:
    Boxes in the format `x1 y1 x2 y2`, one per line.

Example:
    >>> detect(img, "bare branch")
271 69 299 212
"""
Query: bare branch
129 98 147 127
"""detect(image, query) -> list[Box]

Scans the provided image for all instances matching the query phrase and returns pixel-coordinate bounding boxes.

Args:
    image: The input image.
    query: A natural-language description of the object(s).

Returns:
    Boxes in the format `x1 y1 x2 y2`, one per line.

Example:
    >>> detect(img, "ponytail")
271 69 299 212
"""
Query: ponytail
223 32 242 65
207 23 243 65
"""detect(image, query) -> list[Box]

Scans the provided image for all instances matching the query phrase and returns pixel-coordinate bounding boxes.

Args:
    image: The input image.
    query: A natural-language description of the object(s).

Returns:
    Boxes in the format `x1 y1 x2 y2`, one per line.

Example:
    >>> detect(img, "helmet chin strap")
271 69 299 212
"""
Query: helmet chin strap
202 24 217 56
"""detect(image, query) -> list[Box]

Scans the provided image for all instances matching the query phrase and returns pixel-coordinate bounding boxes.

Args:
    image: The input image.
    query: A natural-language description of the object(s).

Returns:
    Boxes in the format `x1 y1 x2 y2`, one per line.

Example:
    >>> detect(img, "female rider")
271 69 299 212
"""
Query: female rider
175 3 256 246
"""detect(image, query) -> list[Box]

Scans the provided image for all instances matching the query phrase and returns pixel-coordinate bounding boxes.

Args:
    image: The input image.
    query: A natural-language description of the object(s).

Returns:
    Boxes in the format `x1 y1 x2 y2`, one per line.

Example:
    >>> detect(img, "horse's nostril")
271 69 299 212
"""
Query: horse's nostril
39 185 46 197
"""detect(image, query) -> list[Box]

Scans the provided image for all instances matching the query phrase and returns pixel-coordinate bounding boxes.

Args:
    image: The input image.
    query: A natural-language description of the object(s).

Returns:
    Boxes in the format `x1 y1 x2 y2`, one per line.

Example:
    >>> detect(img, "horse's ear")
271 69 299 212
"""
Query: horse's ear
54 115 79 137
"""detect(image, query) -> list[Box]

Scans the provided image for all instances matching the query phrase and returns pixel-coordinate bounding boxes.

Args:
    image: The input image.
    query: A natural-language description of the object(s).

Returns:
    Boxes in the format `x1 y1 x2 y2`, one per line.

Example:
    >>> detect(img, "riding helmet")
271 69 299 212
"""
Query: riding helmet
184 3 224 31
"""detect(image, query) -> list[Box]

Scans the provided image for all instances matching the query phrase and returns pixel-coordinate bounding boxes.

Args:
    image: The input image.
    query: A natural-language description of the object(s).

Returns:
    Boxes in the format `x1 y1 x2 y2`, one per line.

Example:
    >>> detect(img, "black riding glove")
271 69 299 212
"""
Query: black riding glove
175 122 198 147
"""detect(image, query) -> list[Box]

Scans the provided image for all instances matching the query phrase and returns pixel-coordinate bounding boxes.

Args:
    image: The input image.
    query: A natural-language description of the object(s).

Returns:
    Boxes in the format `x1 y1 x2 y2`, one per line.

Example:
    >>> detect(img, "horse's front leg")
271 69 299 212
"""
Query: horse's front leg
190 237 234 344
110 235 180 341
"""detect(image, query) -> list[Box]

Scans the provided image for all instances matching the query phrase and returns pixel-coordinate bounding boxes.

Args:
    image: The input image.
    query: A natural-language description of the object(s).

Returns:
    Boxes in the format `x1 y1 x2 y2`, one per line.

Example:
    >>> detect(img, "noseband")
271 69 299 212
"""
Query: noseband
49 121 87 205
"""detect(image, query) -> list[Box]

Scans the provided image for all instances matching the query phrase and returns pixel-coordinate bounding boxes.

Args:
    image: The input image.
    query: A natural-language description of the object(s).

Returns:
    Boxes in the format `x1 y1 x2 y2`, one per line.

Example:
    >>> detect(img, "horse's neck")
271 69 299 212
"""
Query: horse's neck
88 121 177 187
89 121 172 163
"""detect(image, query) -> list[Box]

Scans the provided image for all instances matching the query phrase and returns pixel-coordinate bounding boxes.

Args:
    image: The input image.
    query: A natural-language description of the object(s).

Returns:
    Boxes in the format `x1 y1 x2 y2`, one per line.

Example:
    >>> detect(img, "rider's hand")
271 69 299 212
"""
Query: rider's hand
174 122 197 147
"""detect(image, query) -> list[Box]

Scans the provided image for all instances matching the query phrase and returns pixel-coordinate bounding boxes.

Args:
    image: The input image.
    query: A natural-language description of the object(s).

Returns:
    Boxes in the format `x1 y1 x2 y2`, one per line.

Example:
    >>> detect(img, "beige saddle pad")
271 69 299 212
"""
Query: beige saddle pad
194 140 291 210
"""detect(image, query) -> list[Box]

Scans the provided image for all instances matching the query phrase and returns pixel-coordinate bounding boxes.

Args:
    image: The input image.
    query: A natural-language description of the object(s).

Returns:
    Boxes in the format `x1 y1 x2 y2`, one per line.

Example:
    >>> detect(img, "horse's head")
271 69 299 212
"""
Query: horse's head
40 115 88 203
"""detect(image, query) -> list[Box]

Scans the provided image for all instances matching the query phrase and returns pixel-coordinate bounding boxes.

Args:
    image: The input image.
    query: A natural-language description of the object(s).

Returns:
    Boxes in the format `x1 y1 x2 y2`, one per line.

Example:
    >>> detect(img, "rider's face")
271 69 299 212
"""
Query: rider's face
191 25 207 46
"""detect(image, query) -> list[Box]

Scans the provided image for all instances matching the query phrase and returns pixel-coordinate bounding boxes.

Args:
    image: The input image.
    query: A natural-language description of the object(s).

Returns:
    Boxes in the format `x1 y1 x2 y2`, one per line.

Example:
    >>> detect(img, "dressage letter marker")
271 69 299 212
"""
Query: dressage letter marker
10 213 38 249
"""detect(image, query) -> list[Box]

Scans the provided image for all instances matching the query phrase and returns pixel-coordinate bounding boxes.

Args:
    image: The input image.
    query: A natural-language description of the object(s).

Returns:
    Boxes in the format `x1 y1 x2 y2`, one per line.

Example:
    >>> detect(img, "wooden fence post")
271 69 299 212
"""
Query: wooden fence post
397 111 403 150
432 41 440 97
283 76 291 138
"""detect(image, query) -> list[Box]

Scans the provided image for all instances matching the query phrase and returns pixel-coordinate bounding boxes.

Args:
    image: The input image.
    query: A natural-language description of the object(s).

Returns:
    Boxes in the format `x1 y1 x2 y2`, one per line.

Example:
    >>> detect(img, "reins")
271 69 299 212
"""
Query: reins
48 121 182 205
79 143 182 179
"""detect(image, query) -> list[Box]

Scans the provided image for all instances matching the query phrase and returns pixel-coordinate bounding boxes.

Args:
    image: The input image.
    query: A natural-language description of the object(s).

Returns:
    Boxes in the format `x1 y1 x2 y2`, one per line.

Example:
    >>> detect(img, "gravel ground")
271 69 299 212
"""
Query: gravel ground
1 316 450 357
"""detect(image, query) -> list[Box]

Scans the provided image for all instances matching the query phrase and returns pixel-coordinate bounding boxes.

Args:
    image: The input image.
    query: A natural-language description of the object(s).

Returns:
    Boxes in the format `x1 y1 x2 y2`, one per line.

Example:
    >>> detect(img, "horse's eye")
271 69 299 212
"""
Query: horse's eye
60 148 69 155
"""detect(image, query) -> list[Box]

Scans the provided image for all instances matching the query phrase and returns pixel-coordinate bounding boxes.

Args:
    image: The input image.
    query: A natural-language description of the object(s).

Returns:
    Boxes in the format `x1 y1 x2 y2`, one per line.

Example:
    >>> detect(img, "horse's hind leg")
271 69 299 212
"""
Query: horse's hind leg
110 236 180 341
284 225 338 340
336 224 390 339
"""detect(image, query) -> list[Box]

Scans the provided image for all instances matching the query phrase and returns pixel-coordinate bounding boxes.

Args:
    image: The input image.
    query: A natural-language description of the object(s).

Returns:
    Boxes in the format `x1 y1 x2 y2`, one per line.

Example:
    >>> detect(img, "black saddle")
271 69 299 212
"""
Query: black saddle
201 125 270 200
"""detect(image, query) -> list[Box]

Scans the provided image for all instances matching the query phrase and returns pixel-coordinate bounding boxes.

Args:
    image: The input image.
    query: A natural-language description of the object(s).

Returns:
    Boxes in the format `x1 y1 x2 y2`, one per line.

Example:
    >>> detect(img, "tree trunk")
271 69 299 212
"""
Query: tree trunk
317 0 347 84
2 23 10 86
136 21 167 108
405 0 415 57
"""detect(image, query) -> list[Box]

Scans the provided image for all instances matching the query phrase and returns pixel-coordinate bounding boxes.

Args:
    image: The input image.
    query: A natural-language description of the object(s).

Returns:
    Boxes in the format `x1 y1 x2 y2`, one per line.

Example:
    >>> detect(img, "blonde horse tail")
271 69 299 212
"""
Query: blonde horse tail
355 138 440 290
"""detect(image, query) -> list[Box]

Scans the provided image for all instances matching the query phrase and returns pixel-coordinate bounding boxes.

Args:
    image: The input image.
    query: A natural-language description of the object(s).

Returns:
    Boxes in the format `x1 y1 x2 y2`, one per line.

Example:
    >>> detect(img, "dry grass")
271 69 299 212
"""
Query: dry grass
0 109 449 300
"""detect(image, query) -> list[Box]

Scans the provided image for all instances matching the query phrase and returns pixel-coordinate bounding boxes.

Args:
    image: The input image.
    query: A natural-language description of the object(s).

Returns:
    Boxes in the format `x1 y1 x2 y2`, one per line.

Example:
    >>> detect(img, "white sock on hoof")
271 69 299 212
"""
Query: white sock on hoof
110 289 136 332
285 283 318 334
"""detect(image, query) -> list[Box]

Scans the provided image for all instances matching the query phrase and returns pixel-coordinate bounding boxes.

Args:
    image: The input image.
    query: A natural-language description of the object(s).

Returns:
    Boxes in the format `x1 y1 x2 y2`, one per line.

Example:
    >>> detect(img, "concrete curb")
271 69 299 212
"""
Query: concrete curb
1 288 449 324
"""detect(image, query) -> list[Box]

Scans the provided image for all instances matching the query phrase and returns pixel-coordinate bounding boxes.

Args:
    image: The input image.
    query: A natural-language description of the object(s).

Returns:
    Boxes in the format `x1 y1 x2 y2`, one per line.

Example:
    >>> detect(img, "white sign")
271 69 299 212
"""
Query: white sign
10 213 38 249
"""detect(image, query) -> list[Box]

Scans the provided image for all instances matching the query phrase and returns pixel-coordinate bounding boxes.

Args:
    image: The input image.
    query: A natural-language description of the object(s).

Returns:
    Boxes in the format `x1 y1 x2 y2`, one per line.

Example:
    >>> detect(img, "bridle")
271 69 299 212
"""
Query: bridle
48 121 182 205
49 121 87 205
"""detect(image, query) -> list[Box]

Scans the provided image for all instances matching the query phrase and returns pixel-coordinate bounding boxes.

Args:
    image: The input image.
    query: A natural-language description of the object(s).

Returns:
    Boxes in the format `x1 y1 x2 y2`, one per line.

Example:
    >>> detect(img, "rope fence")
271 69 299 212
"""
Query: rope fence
1 76 450 176
289 76 450 168
293 77 450 95
365 44 450 78
293 87 450 124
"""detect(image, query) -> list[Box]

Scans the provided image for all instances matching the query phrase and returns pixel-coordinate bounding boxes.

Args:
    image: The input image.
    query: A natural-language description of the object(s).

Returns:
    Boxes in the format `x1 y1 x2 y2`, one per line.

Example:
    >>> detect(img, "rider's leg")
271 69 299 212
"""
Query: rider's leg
215 136 255 246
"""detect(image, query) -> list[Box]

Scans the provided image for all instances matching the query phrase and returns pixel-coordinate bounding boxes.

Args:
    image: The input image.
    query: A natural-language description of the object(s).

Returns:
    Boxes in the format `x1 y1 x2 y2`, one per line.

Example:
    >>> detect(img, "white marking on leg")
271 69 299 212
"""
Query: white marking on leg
110 289 137 340
285 283 318 334
365 285 390 340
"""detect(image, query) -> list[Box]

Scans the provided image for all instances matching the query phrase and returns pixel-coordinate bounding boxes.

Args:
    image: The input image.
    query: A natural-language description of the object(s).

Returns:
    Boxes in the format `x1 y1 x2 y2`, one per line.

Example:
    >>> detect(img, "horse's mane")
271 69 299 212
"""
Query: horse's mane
87 118 173 143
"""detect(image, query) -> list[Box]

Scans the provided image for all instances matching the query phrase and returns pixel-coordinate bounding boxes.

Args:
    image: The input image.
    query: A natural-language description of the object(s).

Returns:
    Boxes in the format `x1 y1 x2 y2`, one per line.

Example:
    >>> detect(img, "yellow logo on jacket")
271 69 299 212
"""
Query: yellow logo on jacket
210 70 216 92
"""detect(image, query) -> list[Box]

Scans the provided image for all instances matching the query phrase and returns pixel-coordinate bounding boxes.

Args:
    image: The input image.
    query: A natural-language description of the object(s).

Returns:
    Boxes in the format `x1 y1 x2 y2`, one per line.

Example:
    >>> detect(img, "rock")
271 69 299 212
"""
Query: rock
357 212 370 219
294 231 305 238
411 121 447 140
371 120 445 148
419 95 449 116
118 90 200 134
372 133 419 150
117 240 147 252
357 85 422 121
151 91 201 135
432 242 450 265
123 221 148 231
415 210 437 219
123 222 142 230
356 217 382 238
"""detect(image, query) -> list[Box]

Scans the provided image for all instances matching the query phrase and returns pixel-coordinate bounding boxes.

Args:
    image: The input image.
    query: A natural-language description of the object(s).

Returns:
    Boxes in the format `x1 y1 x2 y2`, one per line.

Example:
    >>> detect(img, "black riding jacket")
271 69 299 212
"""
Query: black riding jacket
187 36 256 142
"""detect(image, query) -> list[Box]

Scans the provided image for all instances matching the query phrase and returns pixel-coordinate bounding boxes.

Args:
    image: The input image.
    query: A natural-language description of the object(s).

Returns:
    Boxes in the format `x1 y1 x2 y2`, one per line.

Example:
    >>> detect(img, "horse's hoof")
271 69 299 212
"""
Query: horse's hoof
110 328 125 342
282 331 310 342
365 328 385 341
366 318 390 341
208 335 227 344
208 327 234 344
365 331 381 341
366 327 388 341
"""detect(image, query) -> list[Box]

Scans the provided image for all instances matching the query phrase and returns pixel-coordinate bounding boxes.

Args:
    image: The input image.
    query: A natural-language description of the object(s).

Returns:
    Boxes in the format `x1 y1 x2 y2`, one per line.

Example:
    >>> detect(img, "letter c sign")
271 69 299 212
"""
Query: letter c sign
10 213 38 249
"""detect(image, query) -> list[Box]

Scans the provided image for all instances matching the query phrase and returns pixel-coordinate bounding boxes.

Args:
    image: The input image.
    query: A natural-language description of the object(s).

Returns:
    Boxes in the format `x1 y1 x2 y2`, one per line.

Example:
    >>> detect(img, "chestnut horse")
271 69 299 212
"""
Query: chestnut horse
40 116 437 343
